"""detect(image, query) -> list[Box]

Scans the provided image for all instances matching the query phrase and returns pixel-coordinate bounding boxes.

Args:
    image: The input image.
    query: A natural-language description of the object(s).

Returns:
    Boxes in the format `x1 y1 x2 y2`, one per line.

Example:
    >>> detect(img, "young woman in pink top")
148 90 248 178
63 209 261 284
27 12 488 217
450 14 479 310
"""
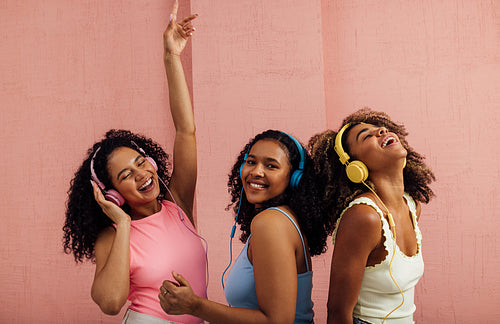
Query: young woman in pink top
63 3 206 323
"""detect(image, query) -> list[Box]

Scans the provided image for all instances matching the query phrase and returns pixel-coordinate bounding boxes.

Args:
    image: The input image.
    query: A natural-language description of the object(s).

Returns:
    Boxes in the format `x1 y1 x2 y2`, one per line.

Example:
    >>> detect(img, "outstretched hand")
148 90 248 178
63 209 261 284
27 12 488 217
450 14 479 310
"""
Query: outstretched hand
159 271 200 316
164 1 198 56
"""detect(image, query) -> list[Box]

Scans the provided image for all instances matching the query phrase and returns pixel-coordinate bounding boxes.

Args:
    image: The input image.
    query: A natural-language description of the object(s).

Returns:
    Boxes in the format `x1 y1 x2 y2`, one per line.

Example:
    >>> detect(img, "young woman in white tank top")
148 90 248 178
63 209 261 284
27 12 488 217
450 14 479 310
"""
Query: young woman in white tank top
309 108 435 324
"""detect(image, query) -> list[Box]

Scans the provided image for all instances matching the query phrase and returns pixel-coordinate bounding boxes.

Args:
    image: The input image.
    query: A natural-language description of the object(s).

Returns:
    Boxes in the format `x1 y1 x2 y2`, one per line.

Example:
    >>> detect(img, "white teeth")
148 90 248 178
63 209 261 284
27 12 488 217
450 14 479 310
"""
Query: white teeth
382 136 396 148
249 182 265 189
139 178 152 190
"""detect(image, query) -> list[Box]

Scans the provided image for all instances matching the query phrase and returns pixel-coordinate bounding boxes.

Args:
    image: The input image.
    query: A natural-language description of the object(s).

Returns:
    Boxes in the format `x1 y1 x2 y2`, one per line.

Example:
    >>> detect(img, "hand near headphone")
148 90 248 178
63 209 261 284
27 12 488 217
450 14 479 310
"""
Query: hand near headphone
91 180 131 226
163 1 198 56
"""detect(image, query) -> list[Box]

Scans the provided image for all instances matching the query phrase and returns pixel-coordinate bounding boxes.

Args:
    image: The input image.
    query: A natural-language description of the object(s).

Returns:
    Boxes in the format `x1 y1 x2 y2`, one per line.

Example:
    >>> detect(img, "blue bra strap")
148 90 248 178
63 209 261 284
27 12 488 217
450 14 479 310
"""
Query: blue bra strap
267 207 310 272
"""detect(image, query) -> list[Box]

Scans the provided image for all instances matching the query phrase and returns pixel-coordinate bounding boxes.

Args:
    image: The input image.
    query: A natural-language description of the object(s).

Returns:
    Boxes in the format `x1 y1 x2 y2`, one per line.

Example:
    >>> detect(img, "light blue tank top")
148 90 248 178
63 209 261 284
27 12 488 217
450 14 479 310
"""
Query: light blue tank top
224 207 314 323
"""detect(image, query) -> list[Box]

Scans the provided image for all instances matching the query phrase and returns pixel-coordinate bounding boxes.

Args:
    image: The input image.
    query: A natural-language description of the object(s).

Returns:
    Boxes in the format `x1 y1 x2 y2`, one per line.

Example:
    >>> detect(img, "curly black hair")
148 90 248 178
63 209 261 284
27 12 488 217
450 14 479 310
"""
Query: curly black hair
308 108 435 227
63 129 171 263
227 130 334 257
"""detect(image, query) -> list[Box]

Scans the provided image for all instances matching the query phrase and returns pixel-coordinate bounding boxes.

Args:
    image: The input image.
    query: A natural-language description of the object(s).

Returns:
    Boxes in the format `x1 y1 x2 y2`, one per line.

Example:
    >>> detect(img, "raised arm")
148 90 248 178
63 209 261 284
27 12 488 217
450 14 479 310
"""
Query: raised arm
158 209 301 324
163 1 198 223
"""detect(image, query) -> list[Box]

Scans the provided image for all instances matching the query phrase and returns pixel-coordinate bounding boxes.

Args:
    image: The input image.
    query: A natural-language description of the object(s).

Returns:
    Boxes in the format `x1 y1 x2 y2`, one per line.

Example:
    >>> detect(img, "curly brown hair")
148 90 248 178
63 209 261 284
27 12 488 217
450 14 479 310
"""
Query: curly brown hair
308 108 435 226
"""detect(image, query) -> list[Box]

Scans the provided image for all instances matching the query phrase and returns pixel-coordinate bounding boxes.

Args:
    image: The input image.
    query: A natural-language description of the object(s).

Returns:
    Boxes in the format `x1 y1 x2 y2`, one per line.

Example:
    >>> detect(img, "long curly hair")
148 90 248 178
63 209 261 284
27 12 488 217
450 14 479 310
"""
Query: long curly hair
227 130 334 257
63 129 171 263
308 108 435 227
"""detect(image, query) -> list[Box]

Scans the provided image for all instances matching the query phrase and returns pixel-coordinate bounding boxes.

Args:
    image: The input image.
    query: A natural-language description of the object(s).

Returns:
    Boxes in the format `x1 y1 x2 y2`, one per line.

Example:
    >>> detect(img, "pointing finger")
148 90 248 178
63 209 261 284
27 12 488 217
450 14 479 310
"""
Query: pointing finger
170 0 178 23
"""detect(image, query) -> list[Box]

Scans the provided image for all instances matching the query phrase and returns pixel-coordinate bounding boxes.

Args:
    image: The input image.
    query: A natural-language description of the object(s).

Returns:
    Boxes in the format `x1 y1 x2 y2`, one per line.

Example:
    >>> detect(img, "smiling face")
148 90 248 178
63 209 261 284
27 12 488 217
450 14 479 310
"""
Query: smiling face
345 123 407 172
106 146 161 208
240 139 292 208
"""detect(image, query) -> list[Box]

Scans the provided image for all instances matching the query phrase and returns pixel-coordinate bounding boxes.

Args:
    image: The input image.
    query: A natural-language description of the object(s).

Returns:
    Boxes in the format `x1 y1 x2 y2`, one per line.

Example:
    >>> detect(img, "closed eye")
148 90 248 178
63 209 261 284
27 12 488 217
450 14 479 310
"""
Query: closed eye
121 172 131 181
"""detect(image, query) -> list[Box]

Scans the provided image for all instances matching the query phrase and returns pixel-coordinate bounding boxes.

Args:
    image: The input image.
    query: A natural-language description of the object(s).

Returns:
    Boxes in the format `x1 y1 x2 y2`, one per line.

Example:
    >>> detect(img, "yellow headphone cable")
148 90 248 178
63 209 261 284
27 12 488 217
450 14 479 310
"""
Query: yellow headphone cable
361 180 405 324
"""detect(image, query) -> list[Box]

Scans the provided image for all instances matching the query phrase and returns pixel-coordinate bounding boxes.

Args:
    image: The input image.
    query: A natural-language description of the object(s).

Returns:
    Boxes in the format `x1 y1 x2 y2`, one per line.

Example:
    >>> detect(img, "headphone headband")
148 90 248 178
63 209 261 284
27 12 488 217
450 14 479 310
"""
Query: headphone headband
334 123 352 165
90 147 105 190
280 131 306 171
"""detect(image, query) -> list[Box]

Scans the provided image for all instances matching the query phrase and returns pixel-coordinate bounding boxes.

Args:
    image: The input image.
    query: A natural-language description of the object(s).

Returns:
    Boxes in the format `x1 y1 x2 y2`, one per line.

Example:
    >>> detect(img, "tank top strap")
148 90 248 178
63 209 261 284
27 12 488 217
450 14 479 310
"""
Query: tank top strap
266 207 310 272
333 197 393 252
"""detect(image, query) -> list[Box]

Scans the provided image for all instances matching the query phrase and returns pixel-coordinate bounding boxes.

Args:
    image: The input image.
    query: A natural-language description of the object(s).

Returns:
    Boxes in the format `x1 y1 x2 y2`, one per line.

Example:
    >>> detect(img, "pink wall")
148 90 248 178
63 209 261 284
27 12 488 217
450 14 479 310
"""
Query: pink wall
321 1 500 322
0 0 498 323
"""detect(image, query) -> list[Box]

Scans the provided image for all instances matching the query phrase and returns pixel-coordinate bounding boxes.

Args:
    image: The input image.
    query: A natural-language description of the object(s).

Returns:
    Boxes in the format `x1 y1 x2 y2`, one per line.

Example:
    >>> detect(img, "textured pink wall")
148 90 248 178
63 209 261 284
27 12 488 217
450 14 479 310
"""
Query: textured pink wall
321 1 500 322
1 0 498 323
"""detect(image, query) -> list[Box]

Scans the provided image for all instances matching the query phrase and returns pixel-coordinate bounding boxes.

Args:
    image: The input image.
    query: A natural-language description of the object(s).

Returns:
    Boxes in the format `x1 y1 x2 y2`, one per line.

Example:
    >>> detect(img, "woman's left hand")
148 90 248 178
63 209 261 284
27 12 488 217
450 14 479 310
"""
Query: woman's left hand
158 271 201 315
164 1 198 56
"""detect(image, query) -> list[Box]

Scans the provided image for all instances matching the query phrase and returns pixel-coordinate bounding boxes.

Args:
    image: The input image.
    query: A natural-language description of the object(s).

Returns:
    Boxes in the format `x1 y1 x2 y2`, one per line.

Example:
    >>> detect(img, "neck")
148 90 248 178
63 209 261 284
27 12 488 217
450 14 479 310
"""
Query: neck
129 200 162 220
365 169 405 209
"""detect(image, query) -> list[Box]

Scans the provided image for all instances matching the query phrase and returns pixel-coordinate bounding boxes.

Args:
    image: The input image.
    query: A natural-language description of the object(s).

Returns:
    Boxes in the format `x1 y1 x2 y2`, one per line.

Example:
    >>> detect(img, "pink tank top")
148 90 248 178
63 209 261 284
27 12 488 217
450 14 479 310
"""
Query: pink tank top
128 200 207 323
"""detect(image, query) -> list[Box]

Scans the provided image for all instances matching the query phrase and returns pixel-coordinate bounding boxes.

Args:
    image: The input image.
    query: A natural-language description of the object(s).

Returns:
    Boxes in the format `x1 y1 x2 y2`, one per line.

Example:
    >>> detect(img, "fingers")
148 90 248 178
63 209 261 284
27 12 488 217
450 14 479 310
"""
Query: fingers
161 279 179 293
177 15 198 37
90 180 104 203
170 0 178 23
178 13 198 25
181 25 196 37
172 271 190 287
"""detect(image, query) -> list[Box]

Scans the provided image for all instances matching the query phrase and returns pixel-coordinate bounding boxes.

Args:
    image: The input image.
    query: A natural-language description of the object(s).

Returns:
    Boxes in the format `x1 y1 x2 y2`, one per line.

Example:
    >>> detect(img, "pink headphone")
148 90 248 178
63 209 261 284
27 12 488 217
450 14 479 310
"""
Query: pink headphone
90 142 158 206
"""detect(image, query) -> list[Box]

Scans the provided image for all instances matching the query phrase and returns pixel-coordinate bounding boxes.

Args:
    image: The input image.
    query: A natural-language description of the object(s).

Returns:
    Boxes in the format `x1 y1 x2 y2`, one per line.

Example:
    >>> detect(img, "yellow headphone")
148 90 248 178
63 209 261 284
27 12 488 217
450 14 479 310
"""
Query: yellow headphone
334 123 369 183
334 122 404 323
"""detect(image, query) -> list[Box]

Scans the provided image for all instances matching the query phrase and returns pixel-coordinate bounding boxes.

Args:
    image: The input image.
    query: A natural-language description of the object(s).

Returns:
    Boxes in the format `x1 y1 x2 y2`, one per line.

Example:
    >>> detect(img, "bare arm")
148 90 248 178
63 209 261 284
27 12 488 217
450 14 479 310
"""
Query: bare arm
327 205 382 324
90 181 131 315
159 209 302 324
163 1 198 223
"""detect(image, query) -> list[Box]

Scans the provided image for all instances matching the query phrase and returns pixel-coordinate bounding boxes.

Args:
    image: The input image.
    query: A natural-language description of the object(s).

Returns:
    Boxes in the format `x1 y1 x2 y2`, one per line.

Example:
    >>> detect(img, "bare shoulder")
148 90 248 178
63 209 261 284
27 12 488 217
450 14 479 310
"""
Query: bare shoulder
336 202 382 247
341 203 381 229
251 206 297 236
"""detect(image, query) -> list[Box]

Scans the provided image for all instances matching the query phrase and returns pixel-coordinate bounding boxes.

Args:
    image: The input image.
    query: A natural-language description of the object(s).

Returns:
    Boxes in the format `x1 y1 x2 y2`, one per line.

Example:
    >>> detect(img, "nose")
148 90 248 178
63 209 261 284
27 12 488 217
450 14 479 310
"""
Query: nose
249 163 264 177
135 167 149 180
377 127 388 136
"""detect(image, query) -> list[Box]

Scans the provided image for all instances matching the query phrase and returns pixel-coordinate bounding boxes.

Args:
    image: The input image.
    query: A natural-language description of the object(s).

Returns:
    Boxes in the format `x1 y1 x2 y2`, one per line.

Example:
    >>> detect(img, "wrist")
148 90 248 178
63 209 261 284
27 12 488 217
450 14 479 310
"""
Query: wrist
115 217 131 229
190 294 204 318
164 52 181 61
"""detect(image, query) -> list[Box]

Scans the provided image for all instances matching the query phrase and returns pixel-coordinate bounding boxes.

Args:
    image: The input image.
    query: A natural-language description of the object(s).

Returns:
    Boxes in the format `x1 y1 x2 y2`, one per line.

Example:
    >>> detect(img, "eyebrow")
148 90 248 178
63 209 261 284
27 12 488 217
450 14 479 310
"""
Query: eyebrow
355 127 370 142
116 155 143 180
247 154 281 165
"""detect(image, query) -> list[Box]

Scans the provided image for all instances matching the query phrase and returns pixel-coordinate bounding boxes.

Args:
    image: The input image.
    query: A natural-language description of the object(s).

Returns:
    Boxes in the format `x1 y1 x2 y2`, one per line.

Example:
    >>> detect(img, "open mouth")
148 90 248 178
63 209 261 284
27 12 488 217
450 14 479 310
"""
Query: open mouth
381 135 398 148
138 177 154 191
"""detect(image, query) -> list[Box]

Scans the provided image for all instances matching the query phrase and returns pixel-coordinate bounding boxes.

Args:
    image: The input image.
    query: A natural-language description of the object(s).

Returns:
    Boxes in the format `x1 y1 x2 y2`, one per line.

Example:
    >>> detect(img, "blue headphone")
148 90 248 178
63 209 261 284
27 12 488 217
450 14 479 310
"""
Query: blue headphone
239 131 305 189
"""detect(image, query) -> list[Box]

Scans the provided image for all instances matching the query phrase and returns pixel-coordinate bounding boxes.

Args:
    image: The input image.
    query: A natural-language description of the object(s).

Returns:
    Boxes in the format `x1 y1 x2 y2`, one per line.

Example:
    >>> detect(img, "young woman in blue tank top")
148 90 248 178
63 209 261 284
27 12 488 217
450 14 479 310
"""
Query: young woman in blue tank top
158 130 334 323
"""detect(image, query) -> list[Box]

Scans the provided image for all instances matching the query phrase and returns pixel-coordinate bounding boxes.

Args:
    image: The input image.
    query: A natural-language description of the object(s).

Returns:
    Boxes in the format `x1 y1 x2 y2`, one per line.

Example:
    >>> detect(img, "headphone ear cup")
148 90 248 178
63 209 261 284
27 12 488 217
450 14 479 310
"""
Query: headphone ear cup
146 156 158 171
289 170 303 189
239 162 245 181
345 160 369 183
239 152 248 181
105 189 125 206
